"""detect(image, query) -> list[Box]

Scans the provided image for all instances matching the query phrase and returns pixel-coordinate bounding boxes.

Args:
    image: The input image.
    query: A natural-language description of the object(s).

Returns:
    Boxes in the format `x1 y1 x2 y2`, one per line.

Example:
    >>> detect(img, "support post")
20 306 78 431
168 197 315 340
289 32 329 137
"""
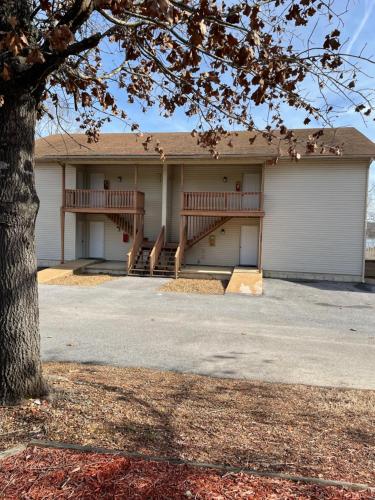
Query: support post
258 164 265 271
134 165 138 189
60 163 66 263
60 209 65 264
61 162 66 208
161 163 168 239
133 213 137 241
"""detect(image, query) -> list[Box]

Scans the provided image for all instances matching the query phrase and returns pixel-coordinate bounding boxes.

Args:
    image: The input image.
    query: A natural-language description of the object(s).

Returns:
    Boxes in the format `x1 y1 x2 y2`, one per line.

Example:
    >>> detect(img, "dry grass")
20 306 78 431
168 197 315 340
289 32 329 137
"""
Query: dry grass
160 278 227 295
0 363 374 485
46 273 118 287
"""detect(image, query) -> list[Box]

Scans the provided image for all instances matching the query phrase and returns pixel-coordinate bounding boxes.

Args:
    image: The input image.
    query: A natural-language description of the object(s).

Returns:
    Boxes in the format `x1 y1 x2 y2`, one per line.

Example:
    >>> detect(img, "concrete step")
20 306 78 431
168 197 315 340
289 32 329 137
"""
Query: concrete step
226 267 263 296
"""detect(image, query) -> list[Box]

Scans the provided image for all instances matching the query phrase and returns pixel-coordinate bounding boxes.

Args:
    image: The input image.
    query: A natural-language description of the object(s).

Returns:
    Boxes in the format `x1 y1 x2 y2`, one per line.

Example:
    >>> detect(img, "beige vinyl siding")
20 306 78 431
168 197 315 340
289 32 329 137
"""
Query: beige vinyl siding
262 160 368 277
75 165 162 260
137 165 162 240
185 218 258 266
169 164 262 242
35 163 76 263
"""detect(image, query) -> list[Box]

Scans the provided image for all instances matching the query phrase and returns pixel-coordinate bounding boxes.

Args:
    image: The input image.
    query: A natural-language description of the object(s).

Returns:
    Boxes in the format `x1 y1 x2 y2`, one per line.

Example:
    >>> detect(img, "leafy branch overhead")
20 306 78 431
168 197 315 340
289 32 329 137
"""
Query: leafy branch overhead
0 0 374 158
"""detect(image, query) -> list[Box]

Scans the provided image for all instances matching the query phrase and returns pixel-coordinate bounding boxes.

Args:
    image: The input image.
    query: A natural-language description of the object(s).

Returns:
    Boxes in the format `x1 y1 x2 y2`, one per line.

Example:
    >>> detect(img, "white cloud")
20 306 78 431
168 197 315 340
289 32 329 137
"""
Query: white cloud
347 0 375 53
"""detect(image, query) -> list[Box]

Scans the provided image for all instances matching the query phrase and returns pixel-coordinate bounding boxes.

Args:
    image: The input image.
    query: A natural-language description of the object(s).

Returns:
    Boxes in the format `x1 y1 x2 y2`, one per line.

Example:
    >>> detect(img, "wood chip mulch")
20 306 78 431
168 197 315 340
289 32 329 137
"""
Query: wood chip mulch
45 273 118 287
0 447 371 499
160 278 228 294
0 363 374 486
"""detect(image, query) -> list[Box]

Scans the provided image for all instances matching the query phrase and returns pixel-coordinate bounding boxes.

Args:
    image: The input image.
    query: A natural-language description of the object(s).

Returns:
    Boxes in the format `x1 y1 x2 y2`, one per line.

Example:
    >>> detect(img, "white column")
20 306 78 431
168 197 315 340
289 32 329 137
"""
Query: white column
161 164 168 238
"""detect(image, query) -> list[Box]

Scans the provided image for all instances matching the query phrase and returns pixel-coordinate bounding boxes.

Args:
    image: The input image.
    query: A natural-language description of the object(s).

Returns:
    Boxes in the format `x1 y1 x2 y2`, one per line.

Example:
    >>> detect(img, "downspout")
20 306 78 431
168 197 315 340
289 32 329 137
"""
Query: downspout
161 163 168 240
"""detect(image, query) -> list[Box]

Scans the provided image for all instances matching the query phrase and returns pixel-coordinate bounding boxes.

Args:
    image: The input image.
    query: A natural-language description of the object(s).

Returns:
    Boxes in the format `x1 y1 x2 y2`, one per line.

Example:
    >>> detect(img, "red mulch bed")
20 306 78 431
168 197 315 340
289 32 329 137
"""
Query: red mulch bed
0 447 372 499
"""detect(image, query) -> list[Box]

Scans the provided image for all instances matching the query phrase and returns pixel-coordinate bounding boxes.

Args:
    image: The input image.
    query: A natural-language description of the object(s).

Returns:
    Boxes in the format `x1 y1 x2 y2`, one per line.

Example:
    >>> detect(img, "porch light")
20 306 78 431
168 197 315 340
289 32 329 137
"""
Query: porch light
223 176 228 183
117 176 122 182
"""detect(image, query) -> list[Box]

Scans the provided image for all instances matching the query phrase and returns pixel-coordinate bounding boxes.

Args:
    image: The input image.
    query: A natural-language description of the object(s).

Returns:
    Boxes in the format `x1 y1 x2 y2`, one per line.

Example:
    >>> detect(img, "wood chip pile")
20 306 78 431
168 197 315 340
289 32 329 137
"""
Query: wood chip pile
0 447 370 499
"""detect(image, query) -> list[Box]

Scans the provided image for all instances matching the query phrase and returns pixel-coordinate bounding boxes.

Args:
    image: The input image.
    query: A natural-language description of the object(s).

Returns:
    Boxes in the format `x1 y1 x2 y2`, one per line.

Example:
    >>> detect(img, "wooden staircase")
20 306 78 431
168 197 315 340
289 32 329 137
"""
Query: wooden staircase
128 243 153 276
107 213 134 234
186 216 231 248
153 245 178 277
174 216 231 278
128 243 177 277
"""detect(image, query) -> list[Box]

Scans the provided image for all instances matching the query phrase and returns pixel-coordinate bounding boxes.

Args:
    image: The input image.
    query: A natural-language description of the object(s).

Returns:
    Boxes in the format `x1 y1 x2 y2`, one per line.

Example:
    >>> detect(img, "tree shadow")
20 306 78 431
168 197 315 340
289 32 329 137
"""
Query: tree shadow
284 279 375 294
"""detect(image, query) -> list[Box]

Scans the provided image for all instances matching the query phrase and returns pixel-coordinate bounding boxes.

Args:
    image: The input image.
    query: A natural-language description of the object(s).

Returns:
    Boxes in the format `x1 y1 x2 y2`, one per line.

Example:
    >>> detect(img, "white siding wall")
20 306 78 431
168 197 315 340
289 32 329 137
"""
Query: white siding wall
185 218 258 266
262 160 368 277
35 164 76 264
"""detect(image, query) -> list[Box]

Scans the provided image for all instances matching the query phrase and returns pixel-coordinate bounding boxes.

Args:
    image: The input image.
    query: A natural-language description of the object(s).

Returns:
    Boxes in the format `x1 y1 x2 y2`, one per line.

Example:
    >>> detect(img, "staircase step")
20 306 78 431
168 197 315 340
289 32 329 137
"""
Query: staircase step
153 270 175 276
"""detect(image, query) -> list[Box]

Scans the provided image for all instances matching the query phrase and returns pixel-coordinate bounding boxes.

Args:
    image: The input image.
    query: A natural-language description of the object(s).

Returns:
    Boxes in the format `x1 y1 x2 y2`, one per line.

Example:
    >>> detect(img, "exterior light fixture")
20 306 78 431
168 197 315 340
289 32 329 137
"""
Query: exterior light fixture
223 176 228 183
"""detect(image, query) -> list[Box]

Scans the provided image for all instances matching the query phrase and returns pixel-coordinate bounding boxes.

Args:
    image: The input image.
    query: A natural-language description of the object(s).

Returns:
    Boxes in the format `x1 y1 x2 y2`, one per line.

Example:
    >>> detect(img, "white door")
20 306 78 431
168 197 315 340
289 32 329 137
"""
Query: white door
76 221 84 258
89 221 104 258
242 173 260 209
240 225 258 266
90 173 105 207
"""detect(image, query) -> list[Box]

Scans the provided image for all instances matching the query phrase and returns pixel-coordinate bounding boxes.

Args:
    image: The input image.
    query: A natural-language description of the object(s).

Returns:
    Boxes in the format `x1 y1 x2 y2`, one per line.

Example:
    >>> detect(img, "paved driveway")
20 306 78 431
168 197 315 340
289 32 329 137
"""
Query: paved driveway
40 278 375 390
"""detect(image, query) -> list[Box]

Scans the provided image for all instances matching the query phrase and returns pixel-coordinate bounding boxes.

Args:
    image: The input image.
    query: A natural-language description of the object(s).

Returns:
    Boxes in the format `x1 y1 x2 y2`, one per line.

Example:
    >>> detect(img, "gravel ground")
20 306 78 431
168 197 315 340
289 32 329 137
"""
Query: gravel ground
160 278 228 294
0 363 374 485
45 273 118 287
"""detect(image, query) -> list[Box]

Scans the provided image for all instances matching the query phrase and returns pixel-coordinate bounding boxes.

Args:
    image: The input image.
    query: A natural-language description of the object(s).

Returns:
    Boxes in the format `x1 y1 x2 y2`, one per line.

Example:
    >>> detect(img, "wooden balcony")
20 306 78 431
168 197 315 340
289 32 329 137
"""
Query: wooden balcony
64 189 145 214
181 191 264 217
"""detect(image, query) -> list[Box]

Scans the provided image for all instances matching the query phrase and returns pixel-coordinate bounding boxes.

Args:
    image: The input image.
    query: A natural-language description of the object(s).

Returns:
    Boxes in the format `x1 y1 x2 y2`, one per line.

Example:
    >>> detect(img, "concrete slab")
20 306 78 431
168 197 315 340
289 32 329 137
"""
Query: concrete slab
84 260 127 275
226 267 263 295
180 265 233 280
37 259 98 284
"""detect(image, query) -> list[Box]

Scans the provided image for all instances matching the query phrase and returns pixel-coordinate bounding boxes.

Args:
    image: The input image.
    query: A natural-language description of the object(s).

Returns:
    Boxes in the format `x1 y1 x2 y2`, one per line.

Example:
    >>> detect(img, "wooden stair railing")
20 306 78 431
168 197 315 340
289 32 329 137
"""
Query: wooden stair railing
175 219 187 278
186 216 231 248
127 226 144 274
107 213 134 234
149 226 165 276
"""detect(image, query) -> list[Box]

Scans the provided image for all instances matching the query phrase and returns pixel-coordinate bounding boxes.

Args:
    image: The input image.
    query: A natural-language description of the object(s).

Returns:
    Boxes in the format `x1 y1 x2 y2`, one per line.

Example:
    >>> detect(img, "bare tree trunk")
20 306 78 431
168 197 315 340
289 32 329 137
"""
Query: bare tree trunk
0 92 48 405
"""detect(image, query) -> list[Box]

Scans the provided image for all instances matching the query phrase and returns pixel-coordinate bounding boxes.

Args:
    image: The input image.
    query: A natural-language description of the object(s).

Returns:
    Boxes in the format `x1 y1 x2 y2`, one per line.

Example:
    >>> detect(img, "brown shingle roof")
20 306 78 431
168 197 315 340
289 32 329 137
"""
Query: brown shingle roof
35 127 375 161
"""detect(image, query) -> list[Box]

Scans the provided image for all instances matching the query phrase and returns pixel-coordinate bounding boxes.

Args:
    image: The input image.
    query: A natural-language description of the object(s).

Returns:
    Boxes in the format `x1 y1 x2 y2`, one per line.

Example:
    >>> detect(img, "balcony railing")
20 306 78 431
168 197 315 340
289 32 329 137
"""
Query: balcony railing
182 191 263 213
64 189 144 212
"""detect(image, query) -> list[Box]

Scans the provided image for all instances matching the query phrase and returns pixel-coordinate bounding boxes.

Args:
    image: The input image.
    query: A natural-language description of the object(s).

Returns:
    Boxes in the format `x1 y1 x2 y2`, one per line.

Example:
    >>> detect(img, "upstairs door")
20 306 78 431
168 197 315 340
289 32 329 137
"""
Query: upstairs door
89 221 105 259
240 225 258 267
90 173 105 207
242 173 260 210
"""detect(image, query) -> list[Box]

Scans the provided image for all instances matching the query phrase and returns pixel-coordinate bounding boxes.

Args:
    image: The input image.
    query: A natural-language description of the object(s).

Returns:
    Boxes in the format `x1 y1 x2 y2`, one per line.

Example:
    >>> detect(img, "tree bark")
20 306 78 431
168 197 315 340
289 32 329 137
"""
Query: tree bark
0 92 48 405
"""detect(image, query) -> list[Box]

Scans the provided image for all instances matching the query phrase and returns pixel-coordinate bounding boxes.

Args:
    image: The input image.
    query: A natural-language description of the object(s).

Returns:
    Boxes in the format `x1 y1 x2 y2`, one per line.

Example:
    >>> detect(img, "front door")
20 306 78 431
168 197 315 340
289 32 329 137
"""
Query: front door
240 225 258 267
89 221 105 258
